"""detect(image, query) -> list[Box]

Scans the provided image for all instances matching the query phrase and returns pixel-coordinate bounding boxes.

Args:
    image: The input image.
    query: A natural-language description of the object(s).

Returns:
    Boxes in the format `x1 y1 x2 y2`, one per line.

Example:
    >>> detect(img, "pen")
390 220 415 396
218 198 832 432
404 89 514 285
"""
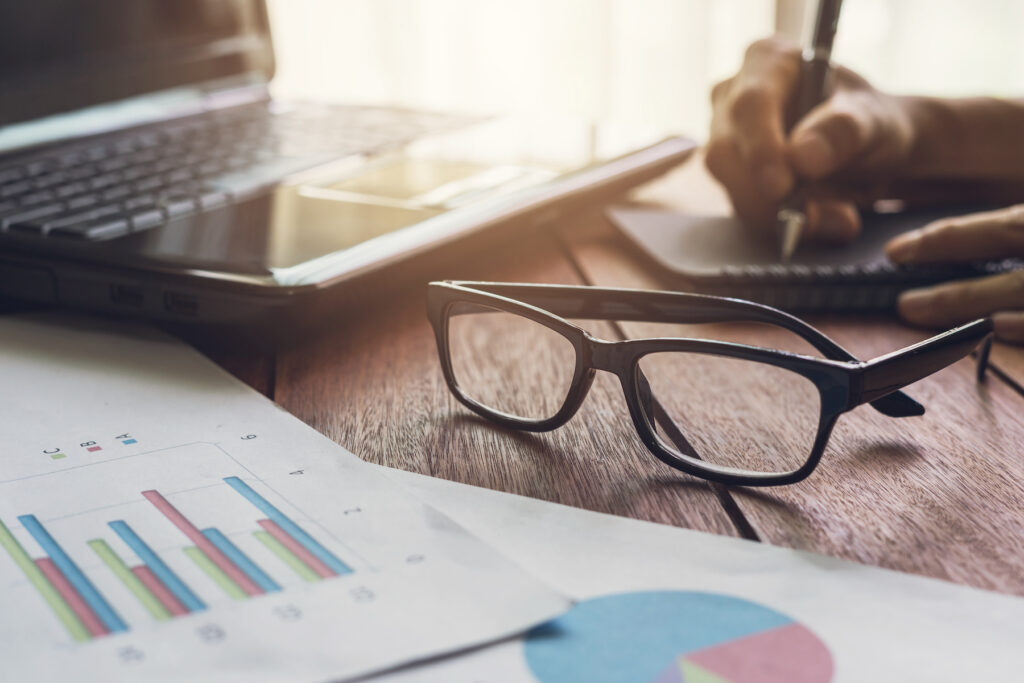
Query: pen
777 0 843 263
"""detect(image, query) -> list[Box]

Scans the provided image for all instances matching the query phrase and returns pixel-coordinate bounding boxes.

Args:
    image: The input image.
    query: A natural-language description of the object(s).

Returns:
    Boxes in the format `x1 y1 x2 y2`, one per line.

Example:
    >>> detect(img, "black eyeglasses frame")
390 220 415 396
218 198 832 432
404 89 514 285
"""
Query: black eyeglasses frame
427 280 993 487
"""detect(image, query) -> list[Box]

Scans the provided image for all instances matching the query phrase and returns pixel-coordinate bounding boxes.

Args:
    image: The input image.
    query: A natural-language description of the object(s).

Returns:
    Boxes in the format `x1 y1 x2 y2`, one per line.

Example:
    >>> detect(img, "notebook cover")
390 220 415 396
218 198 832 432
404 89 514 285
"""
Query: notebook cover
608 206 1021 311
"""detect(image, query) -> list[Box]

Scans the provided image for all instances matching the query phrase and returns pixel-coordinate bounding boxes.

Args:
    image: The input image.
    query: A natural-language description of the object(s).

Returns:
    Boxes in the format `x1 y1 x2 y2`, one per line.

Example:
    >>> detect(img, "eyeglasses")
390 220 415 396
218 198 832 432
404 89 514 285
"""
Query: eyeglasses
427 280 994 487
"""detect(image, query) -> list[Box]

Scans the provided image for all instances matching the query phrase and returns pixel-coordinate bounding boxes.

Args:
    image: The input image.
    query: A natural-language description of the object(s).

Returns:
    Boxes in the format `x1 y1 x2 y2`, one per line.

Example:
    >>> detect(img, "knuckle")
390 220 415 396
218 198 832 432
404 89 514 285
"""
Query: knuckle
745 135 782 164
823 110 863 146
1002 205 1024 250
744 36 797 62
710 78 731 105
1009 268 1024 296
729 85 773 120
703 140 732 178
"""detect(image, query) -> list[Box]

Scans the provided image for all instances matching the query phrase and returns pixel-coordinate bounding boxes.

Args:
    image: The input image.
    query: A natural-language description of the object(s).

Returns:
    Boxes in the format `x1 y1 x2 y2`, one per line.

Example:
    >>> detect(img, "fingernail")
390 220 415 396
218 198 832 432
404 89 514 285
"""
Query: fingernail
791 132 834 177
898 288 933 322
886 231 921 263
758 162 793 200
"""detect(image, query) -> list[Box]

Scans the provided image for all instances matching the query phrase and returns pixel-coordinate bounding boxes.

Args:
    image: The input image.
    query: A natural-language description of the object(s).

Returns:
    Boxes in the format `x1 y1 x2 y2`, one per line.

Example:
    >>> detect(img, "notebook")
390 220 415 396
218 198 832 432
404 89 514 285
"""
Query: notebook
609 205 1022 312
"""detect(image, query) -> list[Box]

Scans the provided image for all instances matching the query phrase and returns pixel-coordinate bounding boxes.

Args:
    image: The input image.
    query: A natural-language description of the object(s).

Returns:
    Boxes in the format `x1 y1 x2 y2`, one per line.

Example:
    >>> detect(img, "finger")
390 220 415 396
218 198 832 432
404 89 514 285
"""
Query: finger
897 269 1024 327
788 89 909 180
705 140 864 242
704 139 778 233
886 205 1024 264
724 39 801 200
993 311 1024 344
803 198 862 244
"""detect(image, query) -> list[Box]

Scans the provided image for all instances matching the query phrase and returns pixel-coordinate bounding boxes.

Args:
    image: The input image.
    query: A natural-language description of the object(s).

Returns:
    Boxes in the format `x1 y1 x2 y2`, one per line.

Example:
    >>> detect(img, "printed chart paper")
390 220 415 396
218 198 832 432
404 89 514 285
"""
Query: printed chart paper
379 470 1024 683
0 315 568 682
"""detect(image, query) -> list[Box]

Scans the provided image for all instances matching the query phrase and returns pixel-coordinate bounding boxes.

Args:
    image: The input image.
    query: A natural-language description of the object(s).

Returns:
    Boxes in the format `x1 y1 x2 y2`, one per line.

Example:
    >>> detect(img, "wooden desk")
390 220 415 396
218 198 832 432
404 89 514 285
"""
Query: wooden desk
142 157 1024 597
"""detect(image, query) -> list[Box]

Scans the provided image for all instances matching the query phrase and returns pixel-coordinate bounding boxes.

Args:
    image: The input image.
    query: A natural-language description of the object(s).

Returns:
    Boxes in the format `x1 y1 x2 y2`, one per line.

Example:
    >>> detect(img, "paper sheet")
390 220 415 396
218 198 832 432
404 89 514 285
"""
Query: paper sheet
0 314 568 682
377 469 1024 683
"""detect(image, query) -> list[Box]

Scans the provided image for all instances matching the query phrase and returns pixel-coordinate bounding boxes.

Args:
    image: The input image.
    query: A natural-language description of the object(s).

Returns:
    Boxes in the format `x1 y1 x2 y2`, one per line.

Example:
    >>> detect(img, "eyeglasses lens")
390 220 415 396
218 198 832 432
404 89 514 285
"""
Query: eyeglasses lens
637 353 822 475
447 302 576 421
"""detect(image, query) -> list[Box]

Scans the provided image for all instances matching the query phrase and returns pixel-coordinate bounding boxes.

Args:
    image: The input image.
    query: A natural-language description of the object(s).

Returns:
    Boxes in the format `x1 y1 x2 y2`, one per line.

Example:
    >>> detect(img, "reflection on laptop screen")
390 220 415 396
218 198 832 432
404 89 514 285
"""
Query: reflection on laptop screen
0 1 272 126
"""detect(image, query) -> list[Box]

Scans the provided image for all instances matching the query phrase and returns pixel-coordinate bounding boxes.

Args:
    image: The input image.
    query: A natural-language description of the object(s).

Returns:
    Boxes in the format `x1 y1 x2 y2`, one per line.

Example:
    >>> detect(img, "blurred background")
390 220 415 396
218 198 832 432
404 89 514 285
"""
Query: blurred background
267 0 1024 146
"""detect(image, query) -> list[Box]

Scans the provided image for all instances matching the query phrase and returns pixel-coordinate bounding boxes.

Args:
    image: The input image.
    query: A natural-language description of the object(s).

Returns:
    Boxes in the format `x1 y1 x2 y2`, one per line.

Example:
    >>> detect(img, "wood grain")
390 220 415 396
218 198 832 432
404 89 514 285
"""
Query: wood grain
988 344 1024 397
272 230 738 535
562 195 1024 595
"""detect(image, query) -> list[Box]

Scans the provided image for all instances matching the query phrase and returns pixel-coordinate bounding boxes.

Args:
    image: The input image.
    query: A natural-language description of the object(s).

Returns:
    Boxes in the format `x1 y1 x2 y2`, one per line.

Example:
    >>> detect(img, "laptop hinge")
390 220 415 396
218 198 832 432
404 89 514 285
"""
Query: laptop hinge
0 77 270 158
200 79 271 112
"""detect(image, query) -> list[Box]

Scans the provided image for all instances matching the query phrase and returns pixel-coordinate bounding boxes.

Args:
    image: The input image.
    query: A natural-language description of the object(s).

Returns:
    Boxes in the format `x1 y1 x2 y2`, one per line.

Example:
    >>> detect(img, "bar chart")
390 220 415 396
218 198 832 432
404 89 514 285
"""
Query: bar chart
0 316 565 682
1 473 355 642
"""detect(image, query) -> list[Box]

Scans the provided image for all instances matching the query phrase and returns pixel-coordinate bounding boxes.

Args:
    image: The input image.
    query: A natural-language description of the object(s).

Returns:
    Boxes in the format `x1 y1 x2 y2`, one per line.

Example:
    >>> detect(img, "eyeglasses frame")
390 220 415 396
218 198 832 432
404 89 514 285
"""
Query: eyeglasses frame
427 280 993 487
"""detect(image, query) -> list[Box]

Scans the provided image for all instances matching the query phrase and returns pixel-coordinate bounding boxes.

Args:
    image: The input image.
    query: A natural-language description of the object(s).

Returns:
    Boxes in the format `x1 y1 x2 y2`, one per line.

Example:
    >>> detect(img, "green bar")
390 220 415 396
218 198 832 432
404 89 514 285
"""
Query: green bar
87 539 170 621
254 530 320 583
0 518 91 641
184 546 247 600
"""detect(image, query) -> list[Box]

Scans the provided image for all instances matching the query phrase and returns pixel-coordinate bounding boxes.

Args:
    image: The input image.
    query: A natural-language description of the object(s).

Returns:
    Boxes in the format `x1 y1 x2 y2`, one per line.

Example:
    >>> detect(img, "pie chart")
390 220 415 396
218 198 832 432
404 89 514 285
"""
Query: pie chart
522 591 833 683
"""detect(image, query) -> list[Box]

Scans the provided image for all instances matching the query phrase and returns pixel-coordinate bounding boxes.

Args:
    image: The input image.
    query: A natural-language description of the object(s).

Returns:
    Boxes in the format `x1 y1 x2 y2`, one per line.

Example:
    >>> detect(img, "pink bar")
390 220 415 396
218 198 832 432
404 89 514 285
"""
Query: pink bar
142 490 263 596
258 519 336 578
35 558 109 638
131 566 188 617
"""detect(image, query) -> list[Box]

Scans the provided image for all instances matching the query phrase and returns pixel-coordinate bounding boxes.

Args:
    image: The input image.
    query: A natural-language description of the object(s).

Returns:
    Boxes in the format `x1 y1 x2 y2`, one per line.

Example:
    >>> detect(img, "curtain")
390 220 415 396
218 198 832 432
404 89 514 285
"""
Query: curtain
266 0 774 142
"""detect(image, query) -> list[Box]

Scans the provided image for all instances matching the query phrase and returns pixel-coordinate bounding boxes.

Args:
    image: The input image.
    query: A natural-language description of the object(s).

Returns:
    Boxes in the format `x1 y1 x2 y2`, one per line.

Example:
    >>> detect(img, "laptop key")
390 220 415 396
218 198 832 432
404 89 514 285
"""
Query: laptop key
55 181 89 198
130 209 165 231
1 180 33 199
67 194 100 210
50 217 130 240
0 168 23 185
196 189 230 210
165 168 194 185
33 172 66 190
17 204 122 234
134 176 163 193
121 166 147 182
65 165 96 181
3 204 65 230
18 190 57 207
25 160 55 177
123 194 157 212
156 192 199 219
102 184 132 202
203 154 335 197
89 174 120 190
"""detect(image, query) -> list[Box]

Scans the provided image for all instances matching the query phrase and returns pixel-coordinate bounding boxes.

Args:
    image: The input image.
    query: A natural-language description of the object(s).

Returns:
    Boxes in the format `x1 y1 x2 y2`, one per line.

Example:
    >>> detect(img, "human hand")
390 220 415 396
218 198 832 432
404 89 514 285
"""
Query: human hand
706 37 917 242
886 205 1024 343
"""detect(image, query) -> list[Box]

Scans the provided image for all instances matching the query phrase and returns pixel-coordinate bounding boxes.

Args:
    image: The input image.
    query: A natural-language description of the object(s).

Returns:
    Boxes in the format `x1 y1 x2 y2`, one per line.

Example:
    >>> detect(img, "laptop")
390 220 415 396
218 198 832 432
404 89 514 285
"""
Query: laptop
0 0 695 327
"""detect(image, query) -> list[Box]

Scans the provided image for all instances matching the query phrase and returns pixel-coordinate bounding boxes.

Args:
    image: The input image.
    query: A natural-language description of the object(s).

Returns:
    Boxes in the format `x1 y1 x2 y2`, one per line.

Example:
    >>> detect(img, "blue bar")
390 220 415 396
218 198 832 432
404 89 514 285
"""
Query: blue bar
18 514 129 633
223 477 353 575
109 521 206 612
201 528 281 593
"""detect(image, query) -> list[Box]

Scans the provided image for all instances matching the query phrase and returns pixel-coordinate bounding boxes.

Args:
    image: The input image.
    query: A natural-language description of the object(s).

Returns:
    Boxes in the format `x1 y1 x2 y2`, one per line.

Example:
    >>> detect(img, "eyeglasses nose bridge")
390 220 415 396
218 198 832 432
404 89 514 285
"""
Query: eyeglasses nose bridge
587 337 631 376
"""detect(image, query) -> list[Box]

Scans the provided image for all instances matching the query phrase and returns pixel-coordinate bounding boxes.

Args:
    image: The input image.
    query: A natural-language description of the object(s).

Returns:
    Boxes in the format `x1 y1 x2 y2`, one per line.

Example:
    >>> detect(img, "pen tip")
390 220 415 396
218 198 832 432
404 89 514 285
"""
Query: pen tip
778 210 806 264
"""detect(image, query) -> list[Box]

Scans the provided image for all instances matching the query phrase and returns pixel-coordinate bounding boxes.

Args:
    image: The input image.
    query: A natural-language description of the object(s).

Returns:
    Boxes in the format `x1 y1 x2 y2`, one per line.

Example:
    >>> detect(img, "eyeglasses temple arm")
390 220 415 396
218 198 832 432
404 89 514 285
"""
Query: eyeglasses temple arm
854 320 993 409
447 282 923 417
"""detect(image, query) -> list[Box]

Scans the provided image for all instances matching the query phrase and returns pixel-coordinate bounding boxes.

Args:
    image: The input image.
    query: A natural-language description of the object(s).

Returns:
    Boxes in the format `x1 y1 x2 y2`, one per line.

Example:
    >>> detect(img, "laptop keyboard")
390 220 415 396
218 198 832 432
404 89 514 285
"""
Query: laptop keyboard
0 104 466 241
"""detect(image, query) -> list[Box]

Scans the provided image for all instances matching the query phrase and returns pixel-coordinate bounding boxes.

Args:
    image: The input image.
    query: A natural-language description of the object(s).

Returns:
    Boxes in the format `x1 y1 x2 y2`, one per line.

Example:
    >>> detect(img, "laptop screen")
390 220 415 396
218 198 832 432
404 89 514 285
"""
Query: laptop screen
0 0 273 127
